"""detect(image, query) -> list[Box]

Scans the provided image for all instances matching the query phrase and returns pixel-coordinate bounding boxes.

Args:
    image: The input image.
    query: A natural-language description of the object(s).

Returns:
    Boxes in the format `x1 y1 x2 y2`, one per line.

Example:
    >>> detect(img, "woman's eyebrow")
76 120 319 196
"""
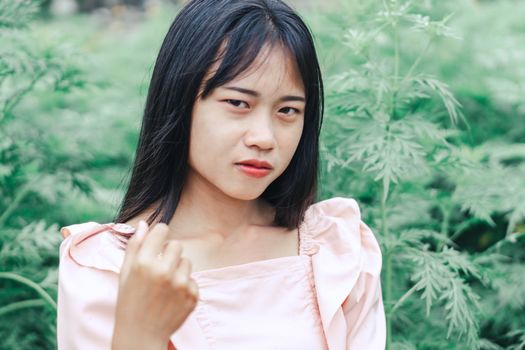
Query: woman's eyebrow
223 86 306 103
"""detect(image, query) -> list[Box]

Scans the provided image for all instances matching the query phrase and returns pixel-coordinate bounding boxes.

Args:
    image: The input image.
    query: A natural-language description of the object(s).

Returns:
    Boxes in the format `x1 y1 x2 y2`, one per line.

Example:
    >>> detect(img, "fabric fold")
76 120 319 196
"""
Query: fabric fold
61 222 127 274
306 197 383 350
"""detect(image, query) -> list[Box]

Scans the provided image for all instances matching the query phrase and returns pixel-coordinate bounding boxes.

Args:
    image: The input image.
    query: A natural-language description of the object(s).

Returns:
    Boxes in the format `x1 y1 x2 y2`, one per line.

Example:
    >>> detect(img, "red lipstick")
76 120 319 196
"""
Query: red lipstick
235 159 273 178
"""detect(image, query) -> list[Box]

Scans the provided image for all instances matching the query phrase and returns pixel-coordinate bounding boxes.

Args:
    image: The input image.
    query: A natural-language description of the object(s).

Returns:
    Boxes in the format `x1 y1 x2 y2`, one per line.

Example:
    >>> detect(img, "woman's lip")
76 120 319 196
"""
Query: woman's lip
236 160 273 169
236 164 272 178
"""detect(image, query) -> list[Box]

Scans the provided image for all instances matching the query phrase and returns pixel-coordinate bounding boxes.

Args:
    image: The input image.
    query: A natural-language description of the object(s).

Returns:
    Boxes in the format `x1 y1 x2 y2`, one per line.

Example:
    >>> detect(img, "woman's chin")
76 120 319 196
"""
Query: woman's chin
223 186 267 201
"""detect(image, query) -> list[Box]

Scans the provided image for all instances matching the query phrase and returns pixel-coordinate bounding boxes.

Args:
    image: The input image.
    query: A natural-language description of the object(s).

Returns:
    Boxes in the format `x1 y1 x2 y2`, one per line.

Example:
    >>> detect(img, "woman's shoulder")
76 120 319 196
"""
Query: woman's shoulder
306 196 361 216
58 197 382 274
58 221 135 274
303 196 381 265
303 196 361 230
57 222 127 349
302 197 384 349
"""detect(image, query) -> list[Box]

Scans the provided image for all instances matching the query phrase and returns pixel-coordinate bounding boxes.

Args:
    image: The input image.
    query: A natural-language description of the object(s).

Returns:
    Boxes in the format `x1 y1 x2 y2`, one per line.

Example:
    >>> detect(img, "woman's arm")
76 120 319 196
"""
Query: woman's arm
111 327 168 350
342 265 386 349
57 237 117 349
57 221 195 349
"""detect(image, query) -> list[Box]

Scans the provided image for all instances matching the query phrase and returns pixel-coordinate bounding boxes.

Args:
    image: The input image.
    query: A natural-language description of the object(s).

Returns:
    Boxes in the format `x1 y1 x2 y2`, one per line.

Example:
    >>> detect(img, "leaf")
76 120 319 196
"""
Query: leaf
343 29 373 55
506 201 525 236
327 62 391 115
407 13 462 40
0 221 61 268
396 114 458 144
341 118 428 197
440 246 482 280
375 1 412 26
439 274 480 348
402 246 481 347
404 247 449 316
400 229 457 249
453 161 525 230
392 340 418 350
478 338 505 350
506 329 525 350
408 74 464 125
0 0 40 29
70 173 95 196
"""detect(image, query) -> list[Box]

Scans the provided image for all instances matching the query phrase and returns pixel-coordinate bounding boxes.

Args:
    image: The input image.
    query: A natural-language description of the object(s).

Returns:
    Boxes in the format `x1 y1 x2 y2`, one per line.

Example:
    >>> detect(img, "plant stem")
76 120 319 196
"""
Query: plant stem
0 299 47 317
389 283 418 316
391 11 400 120
0 272 57 310
437 205 450 251
0 176 38 228
399 37 434 87
1 70 46 124
449 217 481 242
385 5 399 347
381 183 393 350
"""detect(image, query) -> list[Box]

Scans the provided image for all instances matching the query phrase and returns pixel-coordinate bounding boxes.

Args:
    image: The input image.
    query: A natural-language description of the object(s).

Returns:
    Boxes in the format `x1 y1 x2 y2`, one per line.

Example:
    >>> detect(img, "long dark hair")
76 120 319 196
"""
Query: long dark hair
114 0 324 230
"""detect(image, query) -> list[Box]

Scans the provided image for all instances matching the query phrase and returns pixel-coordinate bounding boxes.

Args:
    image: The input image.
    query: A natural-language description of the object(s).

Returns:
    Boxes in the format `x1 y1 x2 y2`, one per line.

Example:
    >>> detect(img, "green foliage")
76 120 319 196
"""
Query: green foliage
0 1 172 348
0 0 40 29
0 0 524 349
0 0 89 348
313 0 525 349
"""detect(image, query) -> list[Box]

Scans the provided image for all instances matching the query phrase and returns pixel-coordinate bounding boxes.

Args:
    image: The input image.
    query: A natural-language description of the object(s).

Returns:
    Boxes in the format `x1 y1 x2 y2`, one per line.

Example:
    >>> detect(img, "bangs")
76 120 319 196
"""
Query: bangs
200 19 278 98
200 11 300 100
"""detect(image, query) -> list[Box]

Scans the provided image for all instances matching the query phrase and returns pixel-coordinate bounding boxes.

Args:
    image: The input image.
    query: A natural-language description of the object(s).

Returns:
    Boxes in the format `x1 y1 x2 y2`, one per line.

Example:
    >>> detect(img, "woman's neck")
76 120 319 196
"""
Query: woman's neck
166 166 276 241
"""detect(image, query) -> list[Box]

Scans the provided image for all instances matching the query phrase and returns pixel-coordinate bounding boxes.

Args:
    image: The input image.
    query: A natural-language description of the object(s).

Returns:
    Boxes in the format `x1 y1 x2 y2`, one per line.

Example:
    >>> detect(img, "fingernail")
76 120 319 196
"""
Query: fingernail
137 220 147 238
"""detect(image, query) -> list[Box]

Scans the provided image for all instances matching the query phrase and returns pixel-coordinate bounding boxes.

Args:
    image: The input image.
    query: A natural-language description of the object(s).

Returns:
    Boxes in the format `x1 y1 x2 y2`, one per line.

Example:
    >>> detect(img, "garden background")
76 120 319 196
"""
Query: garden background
1 0 524 349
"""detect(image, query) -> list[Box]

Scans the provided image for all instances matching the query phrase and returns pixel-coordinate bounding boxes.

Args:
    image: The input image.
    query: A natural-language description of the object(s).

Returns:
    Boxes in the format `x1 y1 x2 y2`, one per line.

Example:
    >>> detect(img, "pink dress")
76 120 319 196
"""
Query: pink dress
57 197 386 349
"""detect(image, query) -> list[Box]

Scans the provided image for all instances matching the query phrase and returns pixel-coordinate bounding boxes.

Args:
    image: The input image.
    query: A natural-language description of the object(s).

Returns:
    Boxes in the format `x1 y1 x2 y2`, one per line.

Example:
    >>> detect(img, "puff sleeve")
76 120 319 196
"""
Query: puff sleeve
305 197 386 350
57 222 179 350
57 222 123 350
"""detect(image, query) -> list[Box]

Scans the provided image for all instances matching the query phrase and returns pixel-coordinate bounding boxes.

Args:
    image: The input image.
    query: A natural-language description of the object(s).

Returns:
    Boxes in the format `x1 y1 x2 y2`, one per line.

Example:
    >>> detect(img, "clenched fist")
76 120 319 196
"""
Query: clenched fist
111 221 199 350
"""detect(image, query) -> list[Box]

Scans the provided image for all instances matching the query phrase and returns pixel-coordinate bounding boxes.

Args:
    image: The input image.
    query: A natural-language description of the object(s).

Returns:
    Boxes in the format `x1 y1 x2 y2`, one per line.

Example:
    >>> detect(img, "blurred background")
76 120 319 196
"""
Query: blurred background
1 0 524 349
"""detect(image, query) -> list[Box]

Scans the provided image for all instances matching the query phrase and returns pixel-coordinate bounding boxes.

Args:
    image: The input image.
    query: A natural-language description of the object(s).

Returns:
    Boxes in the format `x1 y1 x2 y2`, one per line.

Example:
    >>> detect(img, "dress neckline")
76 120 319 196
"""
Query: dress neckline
189 214 312 279
103 208 318 279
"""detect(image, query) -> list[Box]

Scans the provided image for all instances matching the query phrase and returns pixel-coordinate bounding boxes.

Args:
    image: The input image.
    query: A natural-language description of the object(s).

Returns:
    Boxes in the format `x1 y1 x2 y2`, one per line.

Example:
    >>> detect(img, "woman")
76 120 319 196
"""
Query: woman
57 0 386 349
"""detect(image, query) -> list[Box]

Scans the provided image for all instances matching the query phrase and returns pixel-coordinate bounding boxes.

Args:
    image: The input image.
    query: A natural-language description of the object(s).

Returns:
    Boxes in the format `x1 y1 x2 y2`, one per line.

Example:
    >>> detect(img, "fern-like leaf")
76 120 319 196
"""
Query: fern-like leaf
408 74 464 125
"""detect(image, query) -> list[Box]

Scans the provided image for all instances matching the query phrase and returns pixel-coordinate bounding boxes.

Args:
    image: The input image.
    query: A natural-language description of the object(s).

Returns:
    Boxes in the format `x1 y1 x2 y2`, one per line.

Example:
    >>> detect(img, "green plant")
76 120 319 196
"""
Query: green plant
0 0 89 348
1 0 524 349
316 0 525 349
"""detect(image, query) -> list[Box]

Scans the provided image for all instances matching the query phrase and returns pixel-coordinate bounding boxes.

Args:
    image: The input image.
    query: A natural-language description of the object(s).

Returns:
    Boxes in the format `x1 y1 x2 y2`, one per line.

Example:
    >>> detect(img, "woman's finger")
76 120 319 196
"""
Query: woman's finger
137 223 170 262
159 239 184 275
120 220 148 279
173 257 192 287
187 278 199 301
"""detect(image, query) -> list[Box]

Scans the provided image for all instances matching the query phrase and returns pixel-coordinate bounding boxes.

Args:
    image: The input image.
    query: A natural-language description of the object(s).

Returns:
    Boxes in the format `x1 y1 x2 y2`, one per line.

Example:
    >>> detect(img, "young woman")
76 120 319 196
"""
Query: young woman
56 0 386 349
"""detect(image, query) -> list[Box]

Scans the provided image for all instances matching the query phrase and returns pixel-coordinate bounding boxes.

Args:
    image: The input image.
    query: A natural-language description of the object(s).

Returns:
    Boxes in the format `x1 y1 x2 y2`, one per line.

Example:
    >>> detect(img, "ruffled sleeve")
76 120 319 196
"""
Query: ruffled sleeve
304 197 386 350
57 222 179 350
57 222 128 350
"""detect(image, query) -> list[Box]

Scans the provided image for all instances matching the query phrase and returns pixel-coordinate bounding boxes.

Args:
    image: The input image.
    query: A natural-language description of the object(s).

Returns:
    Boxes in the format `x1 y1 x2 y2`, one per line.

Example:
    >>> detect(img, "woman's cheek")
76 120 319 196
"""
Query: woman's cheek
282 122 303 153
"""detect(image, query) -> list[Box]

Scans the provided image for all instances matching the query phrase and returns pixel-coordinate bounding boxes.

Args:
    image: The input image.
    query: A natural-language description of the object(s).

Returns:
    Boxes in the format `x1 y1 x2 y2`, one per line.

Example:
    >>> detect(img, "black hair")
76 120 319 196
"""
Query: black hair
114 0 324 230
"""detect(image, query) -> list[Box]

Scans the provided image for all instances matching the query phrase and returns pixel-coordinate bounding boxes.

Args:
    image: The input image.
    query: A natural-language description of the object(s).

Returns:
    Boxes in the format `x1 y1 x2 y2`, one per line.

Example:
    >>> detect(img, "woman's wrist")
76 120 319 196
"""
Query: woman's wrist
112 326 169 350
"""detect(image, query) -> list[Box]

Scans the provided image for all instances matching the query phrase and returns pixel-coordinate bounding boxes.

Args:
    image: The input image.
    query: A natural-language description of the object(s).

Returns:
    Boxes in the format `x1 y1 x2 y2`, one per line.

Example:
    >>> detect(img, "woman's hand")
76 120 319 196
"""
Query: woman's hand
112 220 199 350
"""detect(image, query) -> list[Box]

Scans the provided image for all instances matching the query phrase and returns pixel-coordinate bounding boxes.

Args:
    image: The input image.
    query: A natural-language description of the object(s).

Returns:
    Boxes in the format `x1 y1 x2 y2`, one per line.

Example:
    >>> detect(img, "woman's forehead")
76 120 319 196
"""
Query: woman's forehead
205 43 305 95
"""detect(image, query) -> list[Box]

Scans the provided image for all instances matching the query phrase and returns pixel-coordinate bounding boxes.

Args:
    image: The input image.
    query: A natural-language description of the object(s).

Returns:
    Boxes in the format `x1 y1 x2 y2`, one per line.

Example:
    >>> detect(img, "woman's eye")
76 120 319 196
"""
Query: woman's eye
279 107 300 116
225 99 249 109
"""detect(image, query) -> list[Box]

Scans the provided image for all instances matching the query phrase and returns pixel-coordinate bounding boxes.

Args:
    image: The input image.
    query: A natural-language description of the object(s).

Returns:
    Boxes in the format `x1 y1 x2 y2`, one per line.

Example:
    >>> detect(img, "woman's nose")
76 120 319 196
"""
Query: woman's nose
243 111 276 150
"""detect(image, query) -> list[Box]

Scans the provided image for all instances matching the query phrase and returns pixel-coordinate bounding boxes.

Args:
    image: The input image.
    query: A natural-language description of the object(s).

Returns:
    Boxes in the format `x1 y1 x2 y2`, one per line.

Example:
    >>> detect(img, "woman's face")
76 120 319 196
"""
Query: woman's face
187 45 305 201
